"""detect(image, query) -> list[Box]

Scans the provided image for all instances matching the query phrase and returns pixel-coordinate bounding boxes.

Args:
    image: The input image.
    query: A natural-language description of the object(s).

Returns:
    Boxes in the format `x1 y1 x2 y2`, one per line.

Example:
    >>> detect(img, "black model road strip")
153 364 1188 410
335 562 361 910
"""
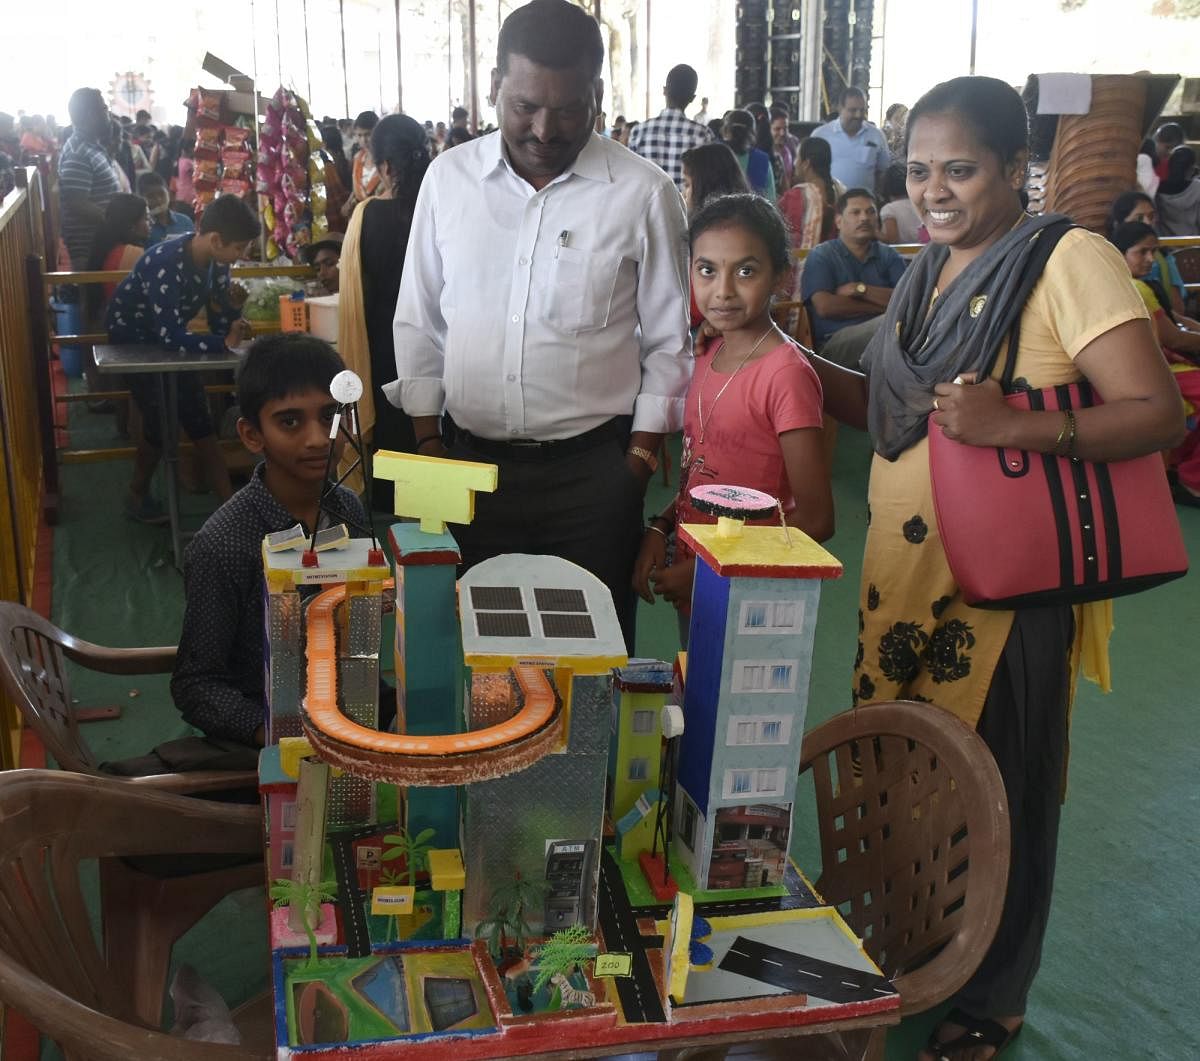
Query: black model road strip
717 934 896 1005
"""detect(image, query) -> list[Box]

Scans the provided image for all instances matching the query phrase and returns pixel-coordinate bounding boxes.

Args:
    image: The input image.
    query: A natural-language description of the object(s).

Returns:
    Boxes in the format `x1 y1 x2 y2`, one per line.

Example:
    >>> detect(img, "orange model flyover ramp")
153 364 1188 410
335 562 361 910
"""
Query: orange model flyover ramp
300 584 564 785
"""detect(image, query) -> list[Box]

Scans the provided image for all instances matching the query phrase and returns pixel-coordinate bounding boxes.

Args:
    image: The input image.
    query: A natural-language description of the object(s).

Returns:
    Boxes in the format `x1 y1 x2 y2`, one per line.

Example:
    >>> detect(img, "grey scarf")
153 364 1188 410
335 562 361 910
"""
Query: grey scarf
862 212 1070 460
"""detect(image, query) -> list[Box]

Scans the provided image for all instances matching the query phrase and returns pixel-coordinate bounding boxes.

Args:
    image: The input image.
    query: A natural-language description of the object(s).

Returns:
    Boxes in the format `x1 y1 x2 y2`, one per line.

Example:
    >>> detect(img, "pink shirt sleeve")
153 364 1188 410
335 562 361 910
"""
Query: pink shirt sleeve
754 346 824 435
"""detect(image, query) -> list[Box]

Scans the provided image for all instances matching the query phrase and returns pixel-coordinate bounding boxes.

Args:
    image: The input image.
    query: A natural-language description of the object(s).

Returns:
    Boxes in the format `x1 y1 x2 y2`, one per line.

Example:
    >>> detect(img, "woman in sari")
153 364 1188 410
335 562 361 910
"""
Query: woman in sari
812 76 1180 1059
777 136 837 251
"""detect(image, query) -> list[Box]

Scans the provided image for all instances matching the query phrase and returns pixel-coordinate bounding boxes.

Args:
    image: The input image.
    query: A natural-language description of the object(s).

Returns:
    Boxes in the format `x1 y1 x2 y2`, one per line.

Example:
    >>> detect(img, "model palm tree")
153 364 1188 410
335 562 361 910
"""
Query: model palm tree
530 925 597 994
381 827 436 887
270 877 338 968
474 872 548 963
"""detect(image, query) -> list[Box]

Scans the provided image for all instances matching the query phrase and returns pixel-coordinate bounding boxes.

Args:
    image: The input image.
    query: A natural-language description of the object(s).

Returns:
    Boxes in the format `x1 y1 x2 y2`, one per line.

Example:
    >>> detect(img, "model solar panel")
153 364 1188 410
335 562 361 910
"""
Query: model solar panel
470 586 524 610
535 587 588 613
540 613 596 639
475 611 532 637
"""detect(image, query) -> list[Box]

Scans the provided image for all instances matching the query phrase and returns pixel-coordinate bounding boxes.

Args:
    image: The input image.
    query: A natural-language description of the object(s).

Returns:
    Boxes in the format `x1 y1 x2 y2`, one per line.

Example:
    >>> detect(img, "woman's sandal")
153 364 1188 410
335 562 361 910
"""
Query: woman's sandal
925 1008 1023 1059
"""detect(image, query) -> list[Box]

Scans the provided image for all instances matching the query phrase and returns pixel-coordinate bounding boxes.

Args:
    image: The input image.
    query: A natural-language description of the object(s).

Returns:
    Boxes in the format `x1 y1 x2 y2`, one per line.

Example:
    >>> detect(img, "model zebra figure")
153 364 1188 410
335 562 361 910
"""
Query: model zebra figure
550 972 595 1008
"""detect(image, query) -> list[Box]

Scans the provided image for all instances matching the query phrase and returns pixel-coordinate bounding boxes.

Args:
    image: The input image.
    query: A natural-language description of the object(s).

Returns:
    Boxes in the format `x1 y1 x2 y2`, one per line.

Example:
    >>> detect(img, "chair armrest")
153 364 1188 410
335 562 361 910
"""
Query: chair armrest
128 770 259 795
61 642 177 676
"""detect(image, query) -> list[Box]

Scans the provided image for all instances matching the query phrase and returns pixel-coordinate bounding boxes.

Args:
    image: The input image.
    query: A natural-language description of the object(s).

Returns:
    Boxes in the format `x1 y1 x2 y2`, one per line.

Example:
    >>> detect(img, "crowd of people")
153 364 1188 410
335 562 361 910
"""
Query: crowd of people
3 1 1199 1057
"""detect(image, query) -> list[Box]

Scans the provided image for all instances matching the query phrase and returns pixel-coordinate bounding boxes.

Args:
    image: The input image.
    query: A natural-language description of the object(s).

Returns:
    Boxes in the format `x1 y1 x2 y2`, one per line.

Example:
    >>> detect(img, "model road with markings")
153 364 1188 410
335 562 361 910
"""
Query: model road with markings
330 833 372 958
597 848 666 1023
718 935 896 1005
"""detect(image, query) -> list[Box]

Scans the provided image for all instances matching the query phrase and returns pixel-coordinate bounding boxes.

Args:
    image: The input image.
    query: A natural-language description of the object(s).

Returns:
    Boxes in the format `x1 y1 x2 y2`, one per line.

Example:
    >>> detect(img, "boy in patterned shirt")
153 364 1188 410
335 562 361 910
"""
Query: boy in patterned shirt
106 195 259 521
171 335 366 749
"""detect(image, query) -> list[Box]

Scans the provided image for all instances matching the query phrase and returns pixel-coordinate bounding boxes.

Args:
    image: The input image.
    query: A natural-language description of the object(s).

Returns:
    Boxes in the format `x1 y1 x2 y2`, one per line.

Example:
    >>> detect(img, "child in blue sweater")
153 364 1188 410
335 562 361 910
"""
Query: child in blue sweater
107 195 259 521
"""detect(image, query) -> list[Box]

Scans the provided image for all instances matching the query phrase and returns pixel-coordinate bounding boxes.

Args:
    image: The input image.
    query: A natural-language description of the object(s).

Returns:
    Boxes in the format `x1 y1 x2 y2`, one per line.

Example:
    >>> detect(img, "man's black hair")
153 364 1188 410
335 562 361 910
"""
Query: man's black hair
135 109 151 123
497 0 604 77
839 85 867 106
67 87 104 129
237 333 345 427
354 110 379 130
665 64 699 106
836 187 877 213
136 171 167 194
451 106 469 121
197 194 261 242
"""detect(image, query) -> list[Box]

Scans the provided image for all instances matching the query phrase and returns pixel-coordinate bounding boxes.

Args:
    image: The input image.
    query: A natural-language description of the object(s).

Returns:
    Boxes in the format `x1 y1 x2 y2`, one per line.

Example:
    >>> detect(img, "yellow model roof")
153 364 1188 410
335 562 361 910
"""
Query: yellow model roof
679 523 842 581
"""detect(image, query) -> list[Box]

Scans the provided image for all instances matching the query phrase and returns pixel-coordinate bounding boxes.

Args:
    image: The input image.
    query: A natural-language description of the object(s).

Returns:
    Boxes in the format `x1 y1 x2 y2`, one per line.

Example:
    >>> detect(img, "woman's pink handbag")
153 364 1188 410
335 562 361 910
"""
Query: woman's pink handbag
929 380 1188 608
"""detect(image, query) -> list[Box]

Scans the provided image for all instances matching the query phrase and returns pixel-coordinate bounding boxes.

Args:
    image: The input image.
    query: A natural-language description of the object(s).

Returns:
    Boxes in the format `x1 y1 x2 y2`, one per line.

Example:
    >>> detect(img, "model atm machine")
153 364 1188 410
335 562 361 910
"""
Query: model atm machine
544 839 595 930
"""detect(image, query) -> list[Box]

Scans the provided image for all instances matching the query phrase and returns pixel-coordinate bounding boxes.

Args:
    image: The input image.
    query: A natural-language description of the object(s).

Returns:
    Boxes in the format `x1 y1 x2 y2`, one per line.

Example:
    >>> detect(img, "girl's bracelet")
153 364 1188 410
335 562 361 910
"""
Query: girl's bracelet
415 434 443 452
646 523 669 541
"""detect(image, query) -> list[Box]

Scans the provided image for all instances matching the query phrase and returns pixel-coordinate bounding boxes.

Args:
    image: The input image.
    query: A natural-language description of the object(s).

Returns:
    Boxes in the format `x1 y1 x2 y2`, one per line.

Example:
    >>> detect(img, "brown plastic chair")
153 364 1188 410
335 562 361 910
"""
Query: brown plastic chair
796 700 1011 1060
0 770 269 1060
0 600 255 793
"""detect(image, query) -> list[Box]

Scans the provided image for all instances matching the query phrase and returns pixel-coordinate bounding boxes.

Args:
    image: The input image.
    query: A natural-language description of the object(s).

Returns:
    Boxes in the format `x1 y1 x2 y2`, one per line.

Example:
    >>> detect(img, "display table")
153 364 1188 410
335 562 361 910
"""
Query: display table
94 343 240 568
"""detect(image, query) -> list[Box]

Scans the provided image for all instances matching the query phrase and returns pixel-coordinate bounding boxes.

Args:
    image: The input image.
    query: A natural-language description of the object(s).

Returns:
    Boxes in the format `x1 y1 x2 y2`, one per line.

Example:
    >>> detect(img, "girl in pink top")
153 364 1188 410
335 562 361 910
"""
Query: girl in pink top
633 193 834 623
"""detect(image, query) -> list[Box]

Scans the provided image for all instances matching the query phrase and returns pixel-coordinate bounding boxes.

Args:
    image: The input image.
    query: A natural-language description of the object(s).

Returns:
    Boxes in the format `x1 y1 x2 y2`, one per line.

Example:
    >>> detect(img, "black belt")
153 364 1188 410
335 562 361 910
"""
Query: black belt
451 416 628 461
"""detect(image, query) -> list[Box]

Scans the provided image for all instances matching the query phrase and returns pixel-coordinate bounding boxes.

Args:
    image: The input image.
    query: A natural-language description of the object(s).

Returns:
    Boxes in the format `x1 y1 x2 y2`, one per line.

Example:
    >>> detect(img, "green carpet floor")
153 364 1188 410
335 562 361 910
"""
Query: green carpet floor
45 401 1200 1058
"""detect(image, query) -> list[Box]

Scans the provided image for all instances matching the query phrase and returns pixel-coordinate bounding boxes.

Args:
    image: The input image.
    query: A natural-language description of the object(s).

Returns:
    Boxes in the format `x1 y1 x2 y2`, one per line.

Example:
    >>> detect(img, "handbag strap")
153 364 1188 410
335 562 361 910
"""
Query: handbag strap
990 219 1076 393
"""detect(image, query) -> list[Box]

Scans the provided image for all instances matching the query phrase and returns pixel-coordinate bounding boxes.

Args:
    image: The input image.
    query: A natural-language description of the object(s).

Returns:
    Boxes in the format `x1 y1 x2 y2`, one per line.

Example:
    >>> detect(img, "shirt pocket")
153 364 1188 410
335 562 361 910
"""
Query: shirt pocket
544 245 620 333
856 144 875 166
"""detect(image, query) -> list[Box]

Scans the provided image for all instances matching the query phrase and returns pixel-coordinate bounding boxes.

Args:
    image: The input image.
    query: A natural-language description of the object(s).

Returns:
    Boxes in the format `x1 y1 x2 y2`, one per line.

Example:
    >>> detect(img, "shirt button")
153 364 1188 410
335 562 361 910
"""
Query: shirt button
519 256 528 265
507 373 517 382
511 314 521 323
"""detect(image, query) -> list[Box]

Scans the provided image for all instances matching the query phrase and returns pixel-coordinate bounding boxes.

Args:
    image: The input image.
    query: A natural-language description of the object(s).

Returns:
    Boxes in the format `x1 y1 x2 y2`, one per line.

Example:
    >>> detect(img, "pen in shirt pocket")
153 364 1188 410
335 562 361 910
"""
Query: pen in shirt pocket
555 230 570 258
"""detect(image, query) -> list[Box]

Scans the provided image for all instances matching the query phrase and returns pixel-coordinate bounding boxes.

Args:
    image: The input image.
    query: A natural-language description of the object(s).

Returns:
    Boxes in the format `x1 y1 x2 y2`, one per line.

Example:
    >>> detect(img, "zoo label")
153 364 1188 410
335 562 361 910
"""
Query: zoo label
594 953 633 978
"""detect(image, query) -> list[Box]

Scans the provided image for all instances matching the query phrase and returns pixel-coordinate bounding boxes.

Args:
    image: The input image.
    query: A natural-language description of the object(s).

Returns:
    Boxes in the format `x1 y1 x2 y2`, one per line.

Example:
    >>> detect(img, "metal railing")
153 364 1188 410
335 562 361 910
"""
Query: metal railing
0 168 49 768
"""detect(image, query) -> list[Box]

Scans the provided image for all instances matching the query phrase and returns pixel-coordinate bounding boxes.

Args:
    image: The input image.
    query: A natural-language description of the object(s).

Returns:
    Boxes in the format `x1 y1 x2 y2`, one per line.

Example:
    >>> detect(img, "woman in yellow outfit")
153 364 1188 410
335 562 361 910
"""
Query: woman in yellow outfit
812 77 1181 1060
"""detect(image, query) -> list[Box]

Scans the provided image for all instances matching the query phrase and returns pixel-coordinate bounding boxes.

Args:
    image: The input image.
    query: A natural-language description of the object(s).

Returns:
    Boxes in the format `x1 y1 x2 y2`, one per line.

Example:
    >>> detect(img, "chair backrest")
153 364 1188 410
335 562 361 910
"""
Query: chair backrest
0 601 98 772
0 770 264 1060
0 601 177 774
771 298 814 351
798 700 1010 1018
1172 246 1200 286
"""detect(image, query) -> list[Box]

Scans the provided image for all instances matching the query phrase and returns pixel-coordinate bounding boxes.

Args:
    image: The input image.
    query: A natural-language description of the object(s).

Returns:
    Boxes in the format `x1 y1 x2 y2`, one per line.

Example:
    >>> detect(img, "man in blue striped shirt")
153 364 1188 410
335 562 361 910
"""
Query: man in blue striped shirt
58 88 120 268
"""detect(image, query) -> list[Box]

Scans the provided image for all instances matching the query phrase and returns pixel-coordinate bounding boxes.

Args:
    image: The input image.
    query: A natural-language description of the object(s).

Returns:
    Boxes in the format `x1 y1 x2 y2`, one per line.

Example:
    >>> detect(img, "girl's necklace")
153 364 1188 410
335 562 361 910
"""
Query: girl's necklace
697 324 776 443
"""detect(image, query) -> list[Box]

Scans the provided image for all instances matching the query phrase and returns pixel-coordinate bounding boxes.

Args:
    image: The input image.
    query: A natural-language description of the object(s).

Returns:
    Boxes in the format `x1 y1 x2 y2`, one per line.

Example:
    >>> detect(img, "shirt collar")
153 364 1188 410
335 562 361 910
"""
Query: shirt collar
245 462 300 532
480 130 612 187
837 238 881 264
245 461 359 535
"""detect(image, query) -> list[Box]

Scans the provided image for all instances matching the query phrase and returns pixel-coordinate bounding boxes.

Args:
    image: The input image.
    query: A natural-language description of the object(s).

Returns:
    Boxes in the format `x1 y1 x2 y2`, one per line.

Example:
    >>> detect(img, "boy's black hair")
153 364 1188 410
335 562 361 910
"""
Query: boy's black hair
197 194 261 242
688 192 792 276
497 0 604 77
136 171 167 194
836 187 877 214
354 110 380 130
237 333 346 427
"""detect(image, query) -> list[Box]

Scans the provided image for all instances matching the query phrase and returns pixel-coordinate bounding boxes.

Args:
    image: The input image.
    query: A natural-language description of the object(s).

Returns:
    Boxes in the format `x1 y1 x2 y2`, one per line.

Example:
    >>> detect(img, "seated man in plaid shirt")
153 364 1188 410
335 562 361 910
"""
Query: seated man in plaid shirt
628 64 714 193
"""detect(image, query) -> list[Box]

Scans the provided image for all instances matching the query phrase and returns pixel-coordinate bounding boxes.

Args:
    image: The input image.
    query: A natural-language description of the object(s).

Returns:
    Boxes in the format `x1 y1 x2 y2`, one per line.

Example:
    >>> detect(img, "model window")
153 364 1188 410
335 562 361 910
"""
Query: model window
743 603 768 629
681 801 696 849
628 757 648 781
738 664 765 691
761 719 783 742
757 769 781 794
731 770 752 794
733 660 798 693
631 709 655 734
739 600 802 632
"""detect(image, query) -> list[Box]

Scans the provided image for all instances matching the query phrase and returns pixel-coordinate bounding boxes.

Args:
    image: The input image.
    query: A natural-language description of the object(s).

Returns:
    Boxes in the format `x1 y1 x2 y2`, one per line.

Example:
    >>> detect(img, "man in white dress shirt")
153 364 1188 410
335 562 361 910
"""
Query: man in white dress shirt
390 0 692 647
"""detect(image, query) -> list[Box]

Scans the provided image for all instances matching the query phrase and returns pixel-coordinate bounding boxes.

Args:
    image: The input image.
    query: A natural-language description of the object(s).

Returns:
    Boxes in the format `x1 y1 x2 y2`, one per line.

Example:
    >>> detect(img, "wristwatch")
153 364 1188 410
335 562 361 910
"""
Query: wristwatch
628 446 659 472
854 282 867 297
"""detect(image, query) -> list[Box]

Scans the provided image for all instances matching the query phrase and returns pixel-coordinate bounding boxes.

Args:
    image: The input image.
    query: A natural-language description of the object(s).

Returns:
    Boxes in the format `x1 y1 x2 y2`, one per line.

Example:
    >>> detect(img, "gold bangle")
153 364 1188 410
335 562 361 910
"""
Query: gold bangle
1063 409 1077 458
646 523 669 540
